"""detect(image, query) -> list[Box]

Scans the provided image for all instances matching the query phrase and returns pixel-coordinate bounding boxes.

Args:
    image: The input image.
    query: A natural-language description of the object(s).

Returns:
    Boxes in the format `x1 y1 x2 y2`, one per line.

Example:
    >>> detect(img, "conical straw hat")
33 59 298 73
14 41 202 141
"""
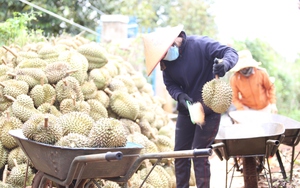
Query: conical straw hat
142 24 184 76
230 50 261 72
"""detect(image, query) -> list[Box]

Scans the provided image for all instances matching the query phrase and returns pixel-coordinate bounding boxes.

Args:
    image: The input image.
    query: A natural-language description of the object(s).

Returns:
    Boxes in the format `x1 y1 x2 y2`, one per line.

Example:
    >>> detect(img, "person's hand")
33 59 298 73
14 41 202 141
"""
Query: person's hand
270 104 278 114
178 93 193 109
213 59 228 77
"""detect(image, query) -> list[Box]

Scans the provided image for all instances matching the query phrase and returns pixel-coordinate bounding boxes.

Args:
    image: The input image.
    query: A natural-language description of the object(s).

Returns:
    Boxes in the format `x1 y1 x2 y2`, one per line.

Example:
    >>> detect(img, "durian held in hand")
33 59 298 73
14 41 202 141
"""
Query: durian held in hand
202 58 233 114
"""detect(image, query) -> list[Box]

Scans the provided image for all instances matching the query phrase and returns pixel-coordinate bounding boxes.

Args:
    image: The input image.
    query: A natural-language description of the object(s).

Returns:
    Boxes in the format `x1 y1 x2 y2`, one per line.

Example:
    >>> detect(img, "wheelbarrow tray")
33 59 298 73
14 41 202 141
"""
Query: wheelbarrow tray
9 129 143 181
229 111 300 146
214 122 284 159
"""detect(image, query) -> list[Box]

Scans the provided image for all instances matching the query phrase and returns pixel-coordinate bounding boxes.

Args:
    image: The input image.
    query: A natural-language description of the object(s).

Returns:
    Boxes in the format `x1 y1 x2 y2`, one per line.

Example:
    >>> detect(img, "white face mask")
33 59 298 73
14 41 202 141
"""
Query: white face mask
163 46 179 61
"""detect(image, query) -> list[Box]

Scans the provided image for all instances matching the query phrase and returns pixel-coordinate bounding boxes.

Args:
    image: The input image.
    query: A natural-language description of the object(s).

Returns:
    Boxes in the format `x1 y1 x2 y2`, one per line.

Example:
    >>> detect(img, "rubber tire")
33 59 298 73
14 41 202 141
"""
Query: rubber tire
242 157 258 188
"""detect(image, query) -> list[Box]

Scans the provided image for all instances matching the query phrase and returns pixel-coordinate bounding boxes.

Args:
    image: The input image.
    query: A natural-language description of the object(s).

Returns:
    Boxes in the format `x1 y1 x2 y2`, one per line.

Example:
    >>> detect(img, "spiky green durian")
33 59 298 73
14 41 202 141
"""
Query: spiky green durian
202 78 232 114
22 113 62 144
55 133 90 148
89 68 111 90
104 88 139 121
0 113 23 149
89 118 127 148
6 163 34 188
58 50 88 84
60 97 90 114
29 78 56 108
87 99 108 121
81 80 98 100
55 76 84 103
57 111 94 136
0 80 29 98
44 61 75 84
7 94 41 122
77 43 108 71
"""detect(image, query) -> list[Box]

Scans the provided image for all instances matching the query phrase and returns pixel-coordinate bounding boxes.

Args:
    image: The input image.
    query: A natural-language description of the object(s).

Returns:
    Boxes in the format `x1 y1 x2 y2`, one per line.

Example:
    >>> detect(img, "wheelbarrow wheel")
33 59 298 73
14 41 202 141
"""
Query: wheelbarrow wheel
242 157 258 188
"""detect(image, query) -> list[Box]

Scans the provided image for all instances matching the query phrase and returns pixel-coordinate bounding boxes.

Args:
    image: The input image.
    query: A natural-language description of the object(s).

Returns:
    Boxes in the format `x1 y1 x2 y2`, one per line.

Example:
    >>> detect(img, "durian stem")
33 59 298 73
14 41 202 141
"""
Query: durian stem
62 79 68 86
13 158 18 168
0 82 5 88
1 57 7 65
7 72 17 78
40 77 44 86
50 95 56 105
104 88 113 96
4 94 16 102
2 45 17 57
44 116 49 128
66 69 78 75
2 165 8 184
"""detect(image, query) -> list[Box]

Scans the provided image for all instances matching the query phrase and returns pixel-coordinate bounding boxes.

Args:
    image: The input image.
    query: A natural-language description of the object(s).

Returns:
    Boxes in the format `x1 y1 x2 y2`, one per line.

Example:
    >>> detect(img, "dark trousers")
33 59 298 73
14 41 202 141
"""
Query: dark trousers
174 113 221 188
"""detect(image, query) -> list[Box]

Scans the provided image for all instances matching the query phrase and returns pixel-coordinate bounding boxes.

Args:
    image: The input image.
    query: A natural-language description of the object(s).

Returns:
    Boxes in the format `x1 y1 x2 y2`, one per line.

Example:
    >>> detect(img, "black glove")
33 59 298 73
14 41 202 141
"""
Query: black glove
213 59 228 77
178 93 193 109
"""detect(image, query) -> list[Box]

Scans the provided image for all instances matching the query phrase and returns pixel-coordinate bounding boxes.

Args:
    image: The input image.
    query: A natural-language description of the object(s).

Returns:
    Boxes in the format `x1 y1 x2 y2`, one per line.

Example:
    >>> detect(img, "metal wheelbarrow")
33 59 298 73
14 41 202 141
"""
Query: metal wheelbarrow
9 129 212 188
211 122 285 188
229 110 300 181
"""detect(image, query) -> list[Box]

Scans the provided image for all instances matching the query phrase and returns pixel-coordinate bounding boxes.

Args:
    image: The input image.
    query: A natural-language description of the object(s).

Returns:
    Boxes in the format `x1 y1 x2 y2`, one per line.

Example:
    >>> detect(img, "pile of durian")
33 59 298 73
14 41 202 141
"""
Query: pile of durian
0 34 189 188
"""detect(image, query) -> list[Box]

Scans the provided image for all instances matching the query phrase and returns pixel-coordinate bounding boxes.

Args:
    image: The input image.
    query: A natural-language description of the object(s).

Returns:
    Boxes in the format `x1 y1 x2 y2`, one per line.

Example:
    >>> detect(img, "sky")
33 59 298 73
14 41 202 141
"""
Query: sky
211 0 300 61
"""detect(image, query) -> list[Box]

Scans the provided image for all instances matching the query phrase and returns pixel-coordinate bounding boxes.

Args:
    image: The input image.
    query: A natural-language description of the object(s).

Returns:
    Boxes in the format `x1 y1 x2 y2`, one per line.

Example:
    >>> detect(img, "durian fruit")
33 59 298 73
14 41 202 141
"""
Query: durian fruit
153 135 174 153
55 133 90 148
37 97 62 117
104 88 139 121
0 79 29 98
6 161 34 188
137 118 156 139
89 68 111 90
55 76 84 103
119 118 141 135
0 64 14 82
101 180 121 188
57 111 94 136
44 61 75 84
0 165 14 188
89 118 127 148
16 57 48 70
60 96 90 114
87 99 108 121
6 94 41 122
108 77 128 93
0 96 12 112
0 141 8 169
22 113 62 144
7 147 30 170
101 60 119 78
77 43 108 71
81 80 98 100
127 132 158 155
94 90 110 108
58 50 88 84
29 78 56 108
38 43 59 63
139 161 170 188
153 165 173 188
163 164 176 188
202 78 232 114
9 68 48 89
128 172 155 188
131 72 148 90
0 112 23 149
114 75 138 94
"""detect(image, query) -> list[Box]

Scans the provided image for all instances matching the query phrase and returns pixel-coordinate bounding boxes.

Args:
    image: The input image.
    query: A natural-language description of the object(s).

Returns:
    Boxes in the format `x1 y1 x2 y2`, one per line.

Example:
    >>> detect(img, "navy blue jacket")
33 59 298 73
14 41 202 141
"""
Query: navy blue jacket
162 31 238 115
